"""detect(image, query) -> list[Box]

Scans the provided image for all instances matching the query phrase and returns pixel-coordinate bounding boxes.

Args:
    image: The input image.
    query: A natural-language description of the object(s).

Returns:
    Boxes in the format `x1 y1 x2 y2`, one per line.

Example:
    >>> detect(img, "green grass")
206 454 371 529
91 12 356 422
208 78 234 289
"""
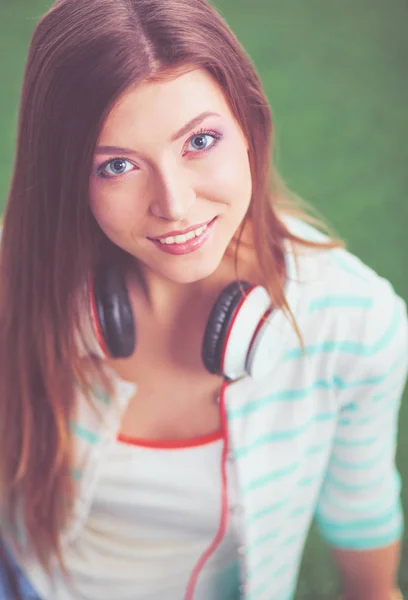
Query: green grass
1 1 408 597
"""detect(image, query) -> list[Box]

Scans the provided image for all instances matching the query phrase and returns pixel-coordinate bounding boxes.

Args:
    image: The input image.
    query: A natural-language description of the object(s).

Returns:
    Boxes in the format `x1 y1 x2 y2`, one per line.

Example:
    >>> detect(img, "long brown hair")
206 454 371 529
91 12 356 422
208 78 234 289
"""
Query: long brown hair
0 0 340 572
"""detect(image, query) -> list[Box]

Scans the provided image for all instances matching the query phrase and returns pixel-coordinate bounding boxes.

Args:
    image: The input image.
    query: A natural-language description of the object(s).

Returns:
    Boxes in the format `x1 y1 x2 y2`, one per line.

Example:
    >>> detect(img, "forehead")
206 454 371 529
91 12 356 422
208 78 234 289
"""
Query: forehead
99 68 231 142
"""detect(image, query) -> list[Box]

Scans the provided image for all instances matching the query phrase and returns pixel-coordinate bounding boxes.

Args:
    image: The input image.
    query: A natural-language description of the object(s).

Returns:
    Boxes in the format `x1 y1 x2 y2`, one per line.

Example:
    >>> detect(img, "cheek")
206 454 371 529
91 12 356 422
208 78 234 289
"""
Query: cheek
208 144 252 204
89 182 147 235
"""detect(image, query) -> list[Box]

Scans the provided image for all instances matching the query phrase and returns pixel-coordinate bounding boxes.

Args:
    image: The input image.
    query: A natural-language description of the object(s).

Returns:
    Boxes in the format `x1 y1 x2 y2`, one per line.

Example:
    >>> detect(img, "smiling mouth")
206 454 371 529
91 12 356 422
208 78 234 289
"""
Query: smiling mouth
149 217 216 246
148 217 217 256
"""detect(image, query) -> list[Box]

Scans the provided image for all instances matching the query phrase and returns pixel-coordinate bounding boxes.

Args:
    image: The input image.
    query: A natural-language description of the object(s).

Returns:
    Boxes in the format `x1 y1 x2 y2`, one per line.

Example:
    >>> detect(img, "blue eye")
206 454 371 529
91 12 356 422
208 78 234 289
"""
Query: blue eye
99 158 134 178
186 130 221 153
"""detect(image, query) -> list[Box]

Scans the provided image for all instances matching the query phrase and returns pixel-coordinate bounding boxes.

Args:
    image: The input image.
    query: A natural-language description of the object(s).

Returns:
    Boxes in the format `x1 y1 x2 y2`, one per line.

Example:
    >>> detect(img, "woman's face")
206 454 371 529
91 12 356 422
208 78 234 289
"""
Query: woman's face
89 68 252 284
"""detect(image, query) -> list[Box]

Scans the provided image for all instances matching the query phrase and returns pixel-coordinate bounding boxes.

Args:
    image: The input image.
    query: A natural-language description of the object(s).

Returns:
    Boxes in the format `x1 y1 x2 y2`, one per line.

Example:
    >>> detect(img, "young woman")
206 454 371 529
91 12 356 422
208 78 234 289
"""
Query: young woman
0 1 407 599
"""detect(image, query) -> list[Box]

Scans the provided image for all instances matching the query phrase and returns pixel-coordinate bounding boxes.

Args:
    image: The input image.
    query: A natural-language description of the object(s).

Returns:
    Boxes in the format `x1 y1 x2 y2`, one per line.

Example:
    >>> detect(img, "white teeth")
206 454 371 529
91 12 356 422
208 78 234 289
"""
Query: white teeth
157 223 208 245
174 234 187 244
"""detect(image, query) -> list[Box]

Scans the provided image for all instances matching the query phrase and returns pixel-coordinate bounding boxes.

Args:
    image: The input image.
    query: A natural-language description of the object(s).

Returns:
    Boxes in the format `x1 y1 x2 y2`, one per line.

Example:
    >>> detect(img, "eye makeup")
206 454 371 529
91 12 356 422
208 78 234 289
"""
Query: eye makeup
93 127 224 180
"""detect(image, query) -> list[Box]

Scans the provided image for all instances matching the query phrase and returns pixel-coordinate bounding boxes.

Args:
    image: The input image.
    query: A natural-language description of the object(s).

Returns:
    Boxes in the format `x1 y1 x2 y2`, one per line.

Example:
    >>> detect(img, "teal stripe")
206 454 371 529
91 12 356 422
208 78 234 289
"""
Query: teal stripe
246 497 288 525
388 348 408 374
291 505 308 517
249 556 275 579
372 387 399 403
284 301 401 360
336 345 408 391
299 474 319 486
334 433 376 447
249 558 291 583
228 347 406 420
334 413 394 447
248 563 295 599
343 401 358 412
248 506 311 551
319 523 403 551
309 296 373 311
317 505 400 535
227 379 332 419
92 385 111 404
373 384 402 403
70 421 100 445
330 440 394 470
275 563 291 577
70 468 82 481
246 528 280 552
339 396 398 426
318 474 401 513
291 504 309 517
348 345 406 403
74 381 110 403
372 357 408 400
334 374 386 390
243 462 299 493
249 584 292 600
330 253 373 280
281 533 300 547
74 381 111 404
243 442 328 493
339 412 392 426
324 471 387 493
234 412 334 459
307 441 330 455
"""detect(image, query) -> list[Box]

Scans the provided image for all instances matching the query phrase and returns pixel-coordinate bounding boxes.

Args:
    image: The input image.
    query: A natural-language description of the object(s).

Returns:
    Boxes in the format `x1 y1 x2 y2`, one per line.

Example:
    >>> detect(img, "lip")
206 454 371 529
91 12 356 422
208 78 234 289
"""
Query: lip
149 218 215 241
149 217 217 256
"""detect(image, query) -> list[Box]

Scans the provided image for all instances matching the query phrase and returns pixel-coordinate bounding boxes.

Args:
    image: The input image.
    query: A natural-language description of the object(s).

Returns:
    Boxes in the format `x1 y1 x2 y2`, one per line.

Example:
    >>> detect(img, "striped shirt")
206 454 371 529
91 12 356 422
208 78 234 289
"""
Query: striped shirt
4 219 408 600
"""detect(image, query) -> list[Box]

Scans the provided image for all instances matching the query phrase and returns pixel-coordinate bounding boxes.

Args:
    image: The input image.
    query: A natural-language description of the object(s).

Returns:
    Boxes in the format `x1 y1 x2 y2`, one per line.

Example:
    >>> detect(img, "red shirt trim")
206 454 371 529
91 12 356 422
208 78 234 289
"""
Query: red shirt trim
117 429 223 449
184 380 231 599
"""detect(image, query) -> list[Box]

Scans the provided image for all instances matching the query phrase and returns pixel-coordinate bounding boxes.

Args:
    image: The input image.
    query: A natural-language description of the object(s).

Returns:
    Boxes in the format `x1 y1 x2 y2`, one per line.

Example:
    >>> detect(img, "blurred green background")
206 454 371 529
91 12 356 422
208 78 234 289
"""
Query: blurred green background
1 0 407 598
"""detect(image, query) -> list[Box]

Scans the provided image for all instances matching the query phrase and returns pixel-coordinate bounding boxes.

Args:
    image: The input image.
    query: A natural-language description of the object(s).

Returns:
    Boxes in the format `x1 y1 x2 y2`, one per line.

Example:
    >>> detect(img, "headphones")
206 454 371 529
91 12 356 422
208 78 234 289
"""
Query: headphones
87 264 276 381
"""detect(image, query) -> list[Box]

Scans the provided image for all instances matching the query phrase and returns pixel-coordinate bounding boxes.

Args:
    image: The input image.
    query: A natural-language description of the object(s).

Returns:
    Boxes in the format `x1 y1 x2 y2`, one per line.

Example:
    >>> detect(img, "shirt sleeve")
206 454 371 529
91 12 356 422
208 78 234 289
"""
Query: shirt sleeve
315 278 408 550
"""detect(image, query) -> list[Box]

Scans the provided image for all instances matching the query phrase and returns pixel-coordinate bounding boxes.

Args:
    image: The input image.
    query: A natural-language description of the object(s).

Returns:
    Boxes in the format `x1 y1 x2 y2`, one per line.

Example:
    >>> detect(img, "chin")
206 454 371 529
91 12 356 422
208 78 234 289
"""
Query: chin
156 255 224 285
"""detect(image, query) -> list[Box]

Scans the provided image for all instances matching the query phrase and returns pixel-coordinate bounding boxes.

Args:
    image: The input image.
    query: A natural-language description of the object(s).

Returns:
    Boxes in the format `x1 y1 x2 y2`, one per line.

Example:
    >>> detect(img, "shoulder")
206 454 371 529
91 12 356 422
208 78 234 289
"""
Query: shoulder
283 217 408 366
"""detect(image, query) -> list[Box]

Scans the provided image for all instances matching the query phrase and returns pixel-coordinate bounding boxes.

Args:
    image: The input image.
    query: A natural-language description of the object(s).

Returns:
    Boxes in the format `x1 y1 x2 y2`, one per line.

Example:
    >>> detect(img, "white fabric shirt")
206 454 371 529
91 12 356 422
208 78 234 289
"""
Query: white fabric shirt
54 436 240 600
4 218 408 600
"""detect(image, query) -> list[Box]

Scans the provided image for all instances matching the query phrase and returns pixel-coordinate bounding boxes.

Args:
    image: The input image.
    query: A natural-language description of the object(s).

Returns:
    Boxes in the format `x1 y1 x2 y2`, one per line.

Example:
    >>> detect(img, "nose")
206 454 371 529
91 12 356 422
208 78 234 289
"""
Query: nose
150 165 196 221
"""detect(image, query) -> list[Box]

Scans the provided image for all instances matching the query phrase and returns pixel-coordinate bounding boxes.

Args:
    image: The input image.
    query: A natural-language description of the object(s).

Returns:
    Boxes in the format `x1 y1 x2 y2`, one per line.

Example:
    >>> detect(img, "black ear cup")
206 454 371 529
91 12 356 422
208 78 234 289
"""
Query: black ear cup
92 265 136 359
90 267 273 380
202 281 251 376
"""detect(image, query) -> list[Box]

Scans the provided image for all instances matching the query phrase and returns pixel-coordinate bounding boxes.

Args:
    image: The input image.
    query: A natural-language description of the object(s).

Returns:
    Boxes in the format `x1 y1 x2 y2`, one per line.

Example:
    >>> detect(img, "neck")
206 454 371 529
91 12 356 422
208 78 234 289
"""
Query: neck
128 255 237 324
127 223 261 323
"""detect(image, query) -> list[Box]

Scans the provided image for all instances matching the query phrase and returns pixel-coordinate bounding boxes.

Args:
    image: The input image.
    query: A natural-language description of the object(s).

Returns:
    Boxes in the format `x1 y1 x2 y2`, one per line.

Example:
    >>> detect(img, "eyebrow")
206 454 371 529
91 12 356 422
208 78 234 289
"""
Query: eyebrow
170 111 220 142
95 111 220 156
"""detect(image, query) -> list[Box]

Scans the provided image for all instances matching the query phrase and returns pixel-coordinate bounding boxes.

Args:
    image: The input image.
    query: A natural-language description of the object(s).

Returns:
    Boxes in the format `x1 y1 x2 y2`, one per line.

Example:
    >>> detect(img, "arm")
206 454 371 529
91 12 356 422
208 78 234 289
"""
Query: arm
333 542 402 600
314 280 408 600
